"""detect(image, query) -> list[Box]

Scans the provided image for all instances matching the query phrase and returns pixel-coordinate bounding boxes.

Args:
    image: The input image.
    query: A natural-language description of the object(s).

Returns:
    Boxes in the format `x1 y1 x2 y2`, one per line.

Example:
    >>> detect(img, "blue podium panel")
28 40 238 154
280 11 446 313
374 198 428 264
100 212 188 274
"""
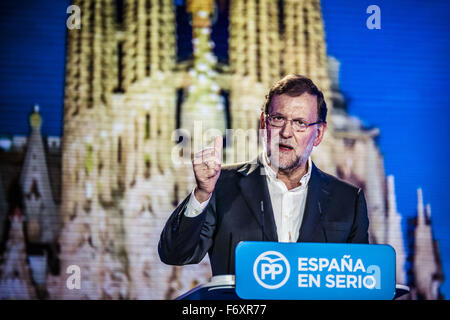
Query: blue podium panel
235 242 396 300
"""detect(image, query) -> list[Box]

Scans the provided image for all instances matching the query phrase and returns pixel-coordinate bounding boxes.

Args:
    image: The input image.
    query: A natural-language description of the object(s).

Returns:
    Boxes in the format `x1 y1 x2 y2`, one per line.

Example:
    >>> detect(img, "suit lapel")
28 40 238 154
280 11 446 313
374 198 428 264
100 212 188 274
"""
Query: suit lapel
297 163 331 242
238 159 278 242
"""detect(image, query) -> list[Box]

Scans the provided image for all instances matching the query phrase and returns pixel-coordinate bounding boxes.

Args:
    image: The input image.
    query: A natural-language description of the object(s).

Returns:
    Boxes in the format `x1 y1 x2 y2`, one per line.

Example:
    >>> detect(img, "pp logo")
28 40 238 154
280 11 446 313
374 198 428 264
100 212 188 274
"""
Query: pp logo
253 251 290 289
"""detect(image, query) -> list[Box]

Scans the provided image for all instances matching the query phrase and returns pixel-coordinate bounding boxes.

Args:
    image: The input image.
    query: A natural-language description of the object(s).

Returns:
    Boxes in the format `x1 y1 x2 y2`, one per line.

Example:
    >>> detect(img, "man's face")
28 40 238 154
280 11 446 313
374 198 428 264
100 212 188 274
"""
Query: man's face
260 93 326 172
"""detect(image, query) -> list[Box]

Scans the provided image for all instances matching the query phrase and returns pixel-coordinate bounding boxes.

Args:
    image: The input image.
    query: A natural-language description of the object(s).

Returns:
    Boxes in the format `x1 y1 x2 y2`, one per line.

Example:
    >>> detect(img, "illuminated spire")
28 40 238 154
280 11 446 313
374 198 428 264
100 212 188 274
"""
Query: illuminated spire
182 0 226 146
29 104 42 130
21 105 58 243
385 175 406 284
413 187 440 299
417 188 425 225
425 203 432 221
386 175 398 215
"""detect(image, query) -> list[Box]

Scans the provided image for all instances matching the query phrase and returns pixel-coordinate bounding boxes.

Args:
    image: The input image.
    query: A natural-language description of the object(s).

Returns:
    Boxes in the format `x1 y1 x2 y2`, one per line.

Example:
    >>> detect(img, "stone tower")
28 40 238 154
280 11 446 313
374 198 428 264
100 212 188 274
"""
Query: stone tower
20 105 59 244
60 0 128 299
60 0 195 299
412 189 443 299
385 175 407 285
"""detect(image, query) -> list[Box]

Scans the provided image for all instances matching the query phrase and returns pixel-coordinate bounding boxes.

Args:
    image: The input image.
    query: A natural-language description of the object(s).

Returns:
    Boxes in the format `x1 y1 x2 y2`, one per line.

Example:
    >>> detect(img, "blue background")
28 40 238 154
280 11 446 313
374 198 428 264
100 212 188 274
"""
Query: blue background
321 0 450 298
0 0 448 297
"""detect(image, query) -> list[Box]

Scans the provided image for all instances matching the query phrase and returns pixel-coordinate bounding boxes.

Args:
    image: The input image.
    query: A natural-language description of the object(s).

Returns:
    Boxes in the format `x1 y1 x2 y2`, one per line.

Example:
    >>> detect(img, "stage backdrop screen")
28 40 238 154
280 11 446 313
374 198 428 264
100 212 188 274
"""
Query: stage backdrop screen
0 0 448 300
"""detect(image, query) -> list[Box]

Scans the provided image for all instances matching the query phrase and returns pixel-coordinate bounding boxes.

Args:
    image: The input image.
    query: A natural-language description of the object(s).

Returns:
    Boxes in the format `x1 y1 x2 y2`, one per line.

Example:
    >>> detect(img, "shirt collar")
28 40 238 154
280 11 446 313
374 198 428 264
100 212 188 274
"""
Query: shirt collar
262 152 312 188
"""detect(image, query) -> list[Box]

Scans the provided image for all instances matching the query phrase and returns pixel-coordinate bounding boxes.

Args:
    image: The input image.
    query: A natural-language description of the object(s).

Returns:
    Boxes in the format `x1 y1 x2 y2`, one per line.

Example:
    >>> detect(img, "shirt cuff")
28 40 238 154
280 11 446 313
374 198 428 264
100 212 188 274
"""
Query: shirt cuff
184 188 212 217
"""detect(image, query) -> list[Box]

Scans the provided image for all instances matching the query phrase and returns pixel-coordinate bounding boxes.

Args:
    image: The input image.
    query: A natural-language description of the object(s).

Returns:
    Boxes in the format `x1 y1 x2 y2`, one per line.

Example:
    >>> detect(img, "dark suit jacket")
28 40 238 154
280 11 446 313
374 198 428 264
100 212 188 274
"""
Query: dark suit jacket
158 157 369 276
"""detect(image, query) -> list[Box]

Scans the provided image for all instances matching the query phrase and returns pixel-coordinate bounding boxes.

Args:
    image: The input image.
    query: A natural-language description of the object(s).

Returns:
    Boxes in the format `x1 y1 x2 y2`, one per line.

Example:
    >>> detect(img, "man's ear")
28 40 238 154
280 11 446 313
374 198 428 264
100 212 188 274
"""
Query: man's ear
259 112 266 129
313 122 327 147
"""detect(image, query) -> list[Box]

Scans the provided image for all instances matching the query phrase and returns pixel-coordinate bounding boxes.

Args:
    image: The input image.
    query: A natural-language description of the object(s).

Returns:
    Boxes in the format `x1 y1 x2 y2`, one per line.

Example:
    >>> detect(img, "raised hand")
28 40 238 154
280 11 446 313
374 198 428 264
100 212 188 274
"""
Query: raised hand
192 136 223 203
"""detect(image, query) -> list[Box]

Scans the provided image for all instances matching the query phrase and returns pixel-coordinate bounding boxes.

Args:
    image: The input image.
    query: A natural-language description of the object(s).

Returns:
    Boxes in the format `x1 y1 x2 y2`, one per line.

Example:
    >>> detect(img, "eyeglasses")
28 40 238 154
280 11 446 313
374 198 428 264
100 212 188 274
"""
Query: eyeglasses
265 114 324 132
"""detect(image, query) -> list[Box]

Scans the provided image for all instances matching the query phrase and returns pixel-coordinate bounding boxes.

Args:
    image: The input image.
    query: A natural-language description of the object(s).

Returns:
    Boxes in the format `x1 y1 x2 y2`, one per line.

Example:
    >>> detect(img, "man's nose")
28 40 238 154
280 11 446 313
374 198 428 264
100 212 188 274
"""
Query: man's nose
279 120 294 138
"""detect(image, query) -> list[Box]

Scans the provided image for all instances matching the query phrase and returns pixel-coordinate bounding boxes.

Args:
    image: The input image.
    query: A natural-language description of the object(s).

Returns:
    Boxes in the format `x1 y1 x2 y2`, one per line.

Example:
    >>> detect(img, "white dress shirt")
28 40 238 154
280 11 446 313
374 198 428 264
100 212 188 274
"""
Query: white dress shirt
184 188 212 217
184 155 312 243
261 154 312 242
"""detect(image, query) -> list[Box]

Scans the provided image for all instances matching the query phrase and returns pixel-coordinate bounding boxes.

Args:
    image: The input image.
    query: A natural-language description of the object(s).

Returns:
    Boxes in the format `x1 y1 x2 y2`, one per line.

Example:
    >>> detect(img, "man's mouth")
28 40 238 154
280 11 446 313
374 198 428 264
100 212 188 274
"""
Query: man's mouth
278 143 294 151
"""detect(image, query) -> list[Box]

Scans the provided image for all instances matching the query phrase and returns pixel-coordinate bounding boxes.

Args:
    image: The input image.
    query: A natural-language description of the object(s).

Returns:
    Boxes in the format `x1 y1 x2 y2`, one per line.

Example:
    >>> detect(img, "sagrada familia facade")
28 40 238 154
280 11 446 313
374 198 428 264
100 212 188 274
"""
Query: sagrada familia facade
0 0 444 299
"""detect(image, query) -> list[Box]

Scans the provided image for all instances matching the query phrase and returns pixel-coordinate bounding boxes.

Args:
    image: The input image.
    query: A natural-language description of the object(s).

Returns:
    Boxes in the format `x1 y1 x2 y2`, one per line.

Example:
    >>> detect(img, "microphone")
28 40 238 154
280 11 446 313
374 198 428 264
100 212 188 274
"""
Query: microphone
227 232 233 274
260 200 265 241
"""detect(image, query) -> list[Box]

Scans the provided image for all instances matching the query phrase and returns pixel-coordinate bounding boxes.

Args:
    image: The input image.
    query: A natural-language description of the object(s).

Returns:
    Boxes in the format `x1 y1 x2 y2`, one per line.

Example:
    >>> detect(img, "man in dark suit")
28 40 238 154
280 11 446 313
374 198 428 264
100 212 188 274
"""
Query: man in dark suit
159 74 369 276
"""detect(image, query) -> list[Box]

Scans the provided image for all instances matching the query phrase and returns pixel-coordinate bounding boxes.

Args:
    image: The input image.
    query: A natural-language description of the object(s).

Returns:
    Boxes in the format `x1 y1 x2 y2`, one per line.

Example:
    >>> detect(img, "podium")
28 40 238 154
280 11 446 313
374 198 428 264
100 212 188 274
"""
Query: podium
176 275 409 300
177 242 410 300
176 275 240 300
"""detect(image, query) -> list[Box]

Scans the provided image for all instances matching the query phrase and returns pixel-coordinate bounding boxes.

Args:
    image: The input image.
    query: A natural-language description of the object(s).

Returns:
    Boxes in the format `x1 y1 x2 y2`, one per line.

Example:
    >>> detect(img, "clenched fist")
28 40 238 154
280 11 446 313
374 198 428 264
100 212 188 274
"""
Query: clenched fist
192 136 223 203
